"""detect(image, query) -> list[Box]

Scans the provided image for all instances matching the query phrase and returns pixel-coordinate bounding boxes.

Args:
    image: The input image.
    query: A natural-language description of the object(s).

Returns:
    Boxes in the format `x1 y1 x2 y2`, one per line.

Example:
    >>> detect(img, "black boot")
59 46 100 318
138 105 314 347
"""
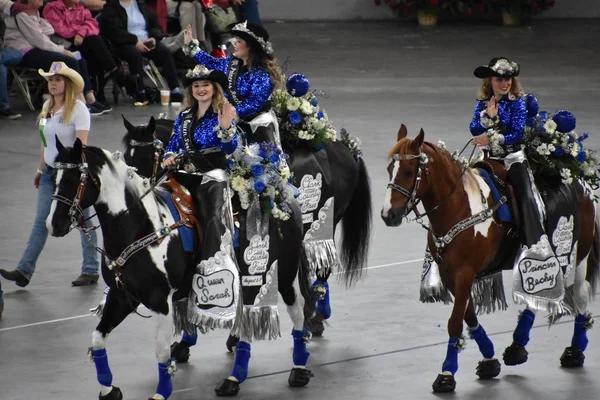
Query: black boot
0 269 30 287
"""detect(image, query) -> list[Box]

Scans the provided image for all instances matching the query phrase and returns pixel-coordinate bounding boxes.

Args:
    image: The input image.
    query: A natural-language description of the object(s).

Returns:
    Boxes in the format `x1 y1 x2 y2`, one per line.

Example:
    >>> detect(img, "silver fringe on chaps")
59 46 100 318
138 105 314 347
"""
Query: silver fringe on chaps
505 151 569 316
303 197 340 278
186 169 240 332
231 261 281 342
419 246 508 315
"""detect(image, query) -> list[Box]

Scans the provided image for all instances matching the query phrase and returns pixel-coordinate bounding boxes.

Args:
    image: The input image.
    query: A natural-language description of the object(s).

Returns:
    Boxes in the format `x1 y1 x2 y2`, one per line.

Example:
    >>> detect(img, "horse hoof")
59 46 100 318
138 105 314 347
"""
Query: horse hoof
170 341 190 363
215 379 240 397
432 374 456 393
226 334 240 353
306 317 325 337
288 367 314 387
503 342 528 366
560 346 585 368
476 358 501 379
99 386 123 400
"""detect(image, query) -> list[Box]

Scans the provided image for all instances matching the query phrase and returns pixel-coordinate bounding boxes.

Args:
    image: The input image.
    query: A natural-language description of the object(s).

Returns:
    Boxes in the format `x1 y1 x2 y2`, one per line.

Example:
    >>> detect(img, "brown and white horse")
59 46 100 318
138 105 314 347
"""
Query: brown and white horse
381 124 599 393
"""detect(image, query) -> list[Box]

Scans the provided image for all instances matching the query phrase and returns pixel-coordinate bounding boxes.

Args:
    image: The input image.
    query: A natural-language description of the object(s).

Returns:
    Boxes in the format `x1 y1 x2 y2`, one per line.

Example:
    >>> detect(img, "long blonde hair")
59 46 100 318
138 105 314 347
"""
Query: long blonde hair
477 77 524 100
38 77 77 124
184 81 231 116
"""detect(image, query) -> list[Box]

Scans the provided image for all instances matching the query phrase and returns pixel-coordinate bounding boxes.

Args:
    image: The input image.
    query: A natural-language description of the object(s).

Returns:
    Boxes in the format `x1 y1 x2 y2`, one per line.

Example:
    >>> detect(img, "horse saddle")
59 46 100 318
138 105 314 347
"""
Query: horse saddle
159 178 204 251
472 153 521 229
158 179 241 252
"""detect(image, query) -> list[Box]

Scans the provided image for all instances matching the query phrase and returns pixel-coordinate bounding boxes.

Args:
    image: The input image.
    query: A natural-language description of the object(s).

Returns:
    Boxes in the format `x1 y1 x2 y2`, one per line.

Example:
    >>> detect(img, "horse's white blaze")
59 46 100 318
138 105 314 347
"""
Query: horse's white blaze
464 170 493 238
382 160 400 217
46 169 64 233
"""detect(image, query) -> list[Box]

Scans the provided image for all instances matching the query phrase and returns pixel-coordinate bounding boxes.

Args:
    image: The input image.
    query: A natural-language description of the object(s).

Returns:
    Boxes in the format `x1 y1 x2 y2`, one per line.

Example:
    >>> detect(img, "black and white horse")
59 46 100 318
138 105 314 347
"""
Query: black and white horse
122 115 373 338
46 138 315 399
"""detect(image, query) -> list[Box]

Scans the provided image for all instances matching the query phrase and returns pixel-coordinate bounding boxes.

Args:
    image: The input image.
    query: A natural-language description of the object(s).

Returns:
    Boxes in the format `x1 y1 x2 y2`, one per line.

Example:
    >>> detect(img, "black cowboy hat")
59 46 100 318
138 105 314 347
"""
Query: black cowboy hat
228 21 274 59
474 57 520 79
183 65 229 90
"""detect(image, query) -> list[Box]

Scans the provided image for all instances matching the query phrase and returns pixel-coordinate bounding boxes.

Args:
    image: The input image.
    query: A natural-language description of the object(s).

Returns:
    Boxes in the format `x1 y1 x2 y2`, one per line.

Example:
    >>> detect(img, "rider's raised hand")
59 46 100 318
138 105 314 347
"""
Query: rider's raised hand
218 102 236 129
184 25 194 45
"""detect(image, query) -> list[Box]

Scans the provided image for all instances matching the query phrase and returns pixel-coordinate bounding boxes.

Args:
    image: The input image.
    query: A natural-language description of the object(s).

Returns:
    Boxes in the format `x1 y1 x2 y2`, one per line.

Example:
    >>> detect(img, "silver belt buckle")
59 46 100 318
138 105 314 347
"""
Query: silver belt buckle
183 162 196 173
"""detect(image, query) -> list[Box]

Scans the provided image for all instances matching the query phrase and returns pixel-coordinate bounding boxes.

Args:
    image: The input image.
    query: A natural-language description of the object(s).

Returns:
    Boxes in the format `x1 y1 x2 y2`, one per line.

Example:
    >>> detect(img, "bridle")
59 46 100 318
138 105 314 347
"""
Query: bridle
387 140 477 229
129 135 164 177
52 152 101 229
386 151 429 221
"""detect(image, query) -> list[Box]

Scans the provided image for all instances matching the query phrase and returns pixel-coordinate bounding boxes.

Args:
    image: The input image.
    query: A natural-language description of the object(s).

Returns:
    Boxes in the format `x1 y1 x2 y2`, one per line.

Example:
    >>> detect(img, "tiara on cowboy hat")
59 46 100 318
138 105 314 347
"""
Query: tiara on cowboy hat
184 64 229 89
38 61 85 93
474 57 520 79
228 21 274 59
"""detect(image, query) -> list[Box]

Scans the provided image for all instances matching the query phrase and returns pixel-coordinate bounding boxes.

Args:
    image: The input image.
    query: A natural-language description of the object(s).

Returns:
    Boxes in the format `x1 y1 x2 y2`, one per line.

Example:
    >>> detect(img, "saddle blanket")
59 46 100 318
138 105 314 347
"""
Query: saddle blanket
476 168 512 223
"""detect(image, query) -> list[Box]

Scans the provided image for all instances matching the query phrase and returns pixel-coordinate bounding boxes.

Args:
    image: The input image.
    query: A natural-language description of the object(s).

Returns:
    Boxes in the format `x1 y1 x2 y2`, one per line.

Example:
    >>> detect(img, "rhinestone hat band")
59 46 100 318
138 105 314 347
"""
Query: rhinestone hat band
232 21 274 56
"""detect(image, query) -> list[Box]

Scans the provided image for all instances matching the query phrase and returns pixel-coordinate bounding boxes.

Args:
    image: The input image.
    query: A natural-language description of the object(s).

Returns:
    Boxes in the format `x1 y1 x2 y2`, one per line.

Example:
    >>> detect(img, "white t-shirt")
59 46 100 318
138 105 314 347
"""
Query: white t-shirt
40 99 91 166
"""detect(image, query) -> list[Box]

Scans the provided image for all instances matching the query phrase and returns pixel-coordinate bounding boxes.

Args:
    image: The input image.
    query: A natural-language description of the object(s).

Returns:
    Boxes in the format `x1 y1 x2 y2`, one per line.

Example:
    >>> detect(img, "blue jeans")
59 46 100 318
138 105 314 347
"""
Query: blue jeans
16 167 99 281
240 0 262 26
0 48 23 109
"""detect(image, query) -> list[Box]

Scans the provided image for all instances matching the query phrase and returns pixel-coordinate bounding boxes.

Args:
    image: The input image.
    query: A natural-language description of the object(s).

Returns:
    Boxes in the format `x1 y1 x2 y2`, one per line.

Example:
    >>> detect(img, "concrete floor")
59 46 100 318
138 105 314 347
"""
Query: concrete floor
1 20 600 400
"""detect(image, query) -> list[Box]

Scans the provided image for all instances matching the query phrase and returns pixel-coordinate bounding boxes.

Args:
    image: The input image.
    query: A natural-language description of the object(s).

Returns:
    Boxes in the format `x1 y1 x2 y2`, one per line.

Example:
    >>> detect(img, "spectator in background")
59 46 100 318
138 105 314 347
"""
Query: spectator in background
100 0 183 106
166 0 206 49
79 0 105 12
146 0 167 35
3 0 109 115
1 6 22 119
43 0 135 97
233 0 260 26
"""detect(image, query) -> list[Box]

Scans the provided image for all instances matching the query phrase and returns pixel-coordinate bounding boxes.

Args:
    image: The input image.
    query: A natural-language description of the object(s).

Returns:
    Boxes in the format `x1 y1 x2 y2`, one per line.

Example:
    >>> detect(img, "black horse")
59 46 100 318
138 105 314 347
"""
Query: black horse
122 115 373 339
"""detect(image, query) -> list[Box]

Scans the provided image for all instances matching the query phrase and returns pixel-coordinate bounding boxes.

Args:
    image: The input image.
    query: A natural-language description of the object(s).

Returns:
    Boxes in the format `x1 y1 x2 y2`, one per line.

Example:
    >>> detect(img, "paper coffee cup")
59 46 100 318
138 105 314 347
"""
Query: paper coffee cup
160 90 170 106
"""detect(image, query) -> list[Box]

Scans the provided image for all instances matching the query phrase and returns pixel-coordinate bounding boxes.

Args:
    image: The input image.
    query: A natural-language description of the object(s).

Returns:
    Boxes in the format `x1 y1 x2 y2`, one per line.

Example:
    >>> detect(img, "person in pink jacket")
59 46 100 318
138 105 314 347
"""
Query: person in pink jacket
43 0 133 95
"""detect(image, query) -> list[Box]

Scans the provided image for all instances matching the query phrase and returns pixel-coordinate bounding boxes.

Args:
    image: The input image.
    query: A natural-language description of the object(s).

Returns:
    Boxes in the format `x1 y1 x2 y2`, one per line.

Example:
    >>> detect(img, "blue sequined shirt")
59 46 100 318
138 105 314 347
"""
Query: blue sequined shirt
190 51 273 120
164 109 236 155
469 97 527 146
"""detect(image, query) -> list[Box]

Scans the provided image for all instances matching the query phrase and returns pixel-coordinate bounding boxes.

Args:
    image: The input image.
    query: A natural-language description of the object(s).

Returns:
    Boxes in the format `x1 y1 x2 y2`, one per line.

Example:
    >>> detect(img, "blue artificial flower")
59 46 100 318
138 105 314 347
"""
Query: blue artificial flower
269 200 275 209
289 111 302 125
288 176 295 184
226 158 235 169
254 181 266 193
567 134 575 143
309 98 318 107
258 150 267 159
577 151 587 162
251 165 265 177
317 111 324 120
554 146 565 157
268 153 280 164
578 133 590 142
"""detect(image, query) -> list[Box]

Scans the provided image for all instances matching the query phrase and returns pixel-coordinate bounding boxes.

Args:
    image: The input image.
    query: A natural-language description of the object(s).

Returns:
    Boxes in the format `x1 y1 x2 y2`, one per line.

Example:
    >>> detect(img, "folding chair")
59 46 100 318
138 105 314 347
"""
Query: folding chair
9 67 46 111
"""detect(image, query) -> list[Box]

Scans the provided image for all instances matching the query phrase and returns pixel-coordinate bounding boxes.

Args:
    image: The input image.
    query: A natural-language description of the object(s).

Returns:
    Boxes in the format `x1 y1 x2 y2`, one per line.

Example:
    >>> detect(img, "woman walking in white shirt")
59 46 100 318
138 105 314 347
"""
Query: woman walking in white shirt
0 62 100 288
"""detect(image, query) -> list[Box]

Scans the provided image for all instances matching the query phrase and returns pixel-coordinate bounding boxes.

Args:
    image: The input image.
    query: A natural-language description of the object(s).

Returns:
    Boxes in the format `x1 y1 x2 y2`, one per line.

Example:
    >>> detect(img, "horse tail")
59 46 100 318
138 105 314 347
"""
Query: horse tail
585 200 600 299
339 157 372 286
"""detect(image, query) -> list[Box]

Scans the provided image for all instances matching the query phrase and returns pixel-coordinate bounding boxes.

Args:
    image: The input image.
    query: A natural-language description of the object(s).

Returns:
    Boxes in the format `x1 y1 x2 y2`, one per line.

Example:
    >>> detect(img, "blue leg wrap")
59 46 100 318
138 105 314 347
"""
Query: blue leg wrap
181 329 197 346
469 324 495 359
92 348 113 387
231 341 251 383
292 329 310 366
312 280 331 319
572 314 590 351
441 338 461 375
156 360 174 399
513 309 535 346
